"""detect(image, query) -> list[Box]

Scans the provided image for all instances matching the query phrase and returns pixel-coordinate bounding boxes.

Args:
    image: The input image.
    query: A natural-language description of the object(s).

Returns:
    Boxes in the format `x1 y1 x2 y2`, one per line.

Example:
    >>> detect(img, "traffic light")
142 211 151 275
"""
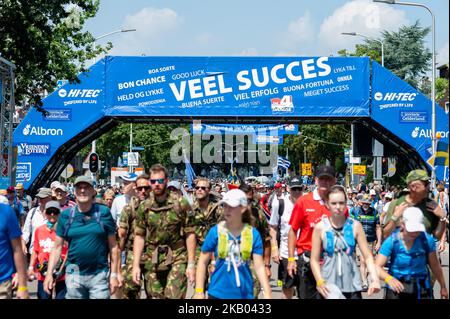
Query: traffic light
382 157 388 175
89 152 99 173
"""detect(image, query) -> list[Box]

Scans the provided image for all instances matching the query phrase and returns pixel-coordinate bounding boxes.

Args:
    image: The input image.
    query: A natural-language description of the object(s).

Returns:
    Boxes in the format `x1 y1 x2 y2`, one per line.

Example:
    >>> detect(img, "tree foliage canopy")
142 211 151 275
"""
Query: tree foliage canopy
339 21 432 89
0 0 110 111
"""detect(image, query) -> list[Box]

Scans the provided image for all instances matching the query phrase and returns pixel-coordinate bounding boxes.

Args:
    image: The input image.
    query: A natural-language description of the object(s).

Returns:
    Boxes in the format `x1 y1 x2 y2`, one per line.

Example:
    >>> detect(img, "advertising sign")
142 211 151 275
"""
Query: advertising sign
353 165 366 175
301 163 312 176
372 61 449 182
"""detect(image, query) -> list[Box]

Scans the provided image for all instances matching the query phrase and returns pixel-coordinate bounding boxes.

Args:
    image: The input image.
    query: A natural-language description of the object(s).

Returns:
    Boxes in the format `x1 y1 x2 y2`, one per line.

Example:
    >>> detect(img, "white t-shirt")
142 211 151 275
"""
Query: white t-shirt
381 201 392 225
269 194 298 258
22 206 47 254
111 195 130 225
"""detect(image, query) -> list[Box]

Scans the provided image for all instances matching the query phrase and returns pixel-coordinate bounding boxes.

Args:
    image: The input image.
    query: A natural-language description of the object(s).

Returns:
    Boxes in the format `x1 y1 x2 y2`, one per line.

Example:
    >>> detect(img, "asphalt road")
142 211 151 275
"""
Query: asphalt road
26 245 448 299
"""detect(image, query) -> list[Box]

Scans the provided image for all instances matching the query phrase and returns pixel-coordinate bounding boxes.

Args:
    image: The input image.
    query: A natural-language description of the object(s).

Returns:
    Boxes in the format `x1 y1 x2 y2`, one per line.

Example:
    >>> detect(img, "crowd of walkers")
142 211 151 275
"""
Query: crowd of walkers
0 163 448 299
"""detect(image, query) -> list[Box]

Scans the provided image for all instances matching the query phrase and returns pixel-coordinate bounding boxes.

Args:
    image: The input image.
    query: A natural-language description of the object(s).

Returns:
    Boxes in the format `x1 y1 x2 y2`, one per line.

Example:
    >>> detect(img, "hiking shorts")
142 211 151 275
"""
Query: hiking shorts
65 270 110 299
296 252 321 300
278 257 298 289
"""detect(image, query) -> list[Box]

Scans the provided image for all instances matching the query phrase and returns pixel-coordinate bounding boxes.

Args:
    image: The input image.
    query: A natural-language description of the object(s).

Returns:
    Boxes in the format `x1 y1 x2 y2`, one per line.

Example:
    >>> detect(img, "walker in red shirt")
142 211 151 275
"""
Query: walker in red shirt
33 224 68 282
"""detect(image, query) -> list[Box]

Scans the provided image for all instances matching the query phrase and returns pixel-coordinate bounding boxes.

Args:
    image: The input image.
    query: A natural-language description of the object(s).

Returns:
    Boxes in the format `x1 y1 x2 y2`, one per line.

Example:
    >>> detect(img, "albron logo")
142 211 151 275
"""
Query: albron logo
22 124 63 136
411 126 449 139
58 88 101 98
374 92 417 102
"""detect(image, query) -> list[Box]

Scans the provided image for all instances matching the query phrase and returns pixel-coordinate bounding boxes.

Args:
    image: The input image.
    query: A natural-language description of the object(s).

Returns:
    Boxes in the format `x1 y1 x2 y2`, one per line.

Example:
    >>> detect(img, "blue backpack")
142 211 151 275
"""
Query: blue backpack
389 229 432 299
390 229 430 275
322 217 356 257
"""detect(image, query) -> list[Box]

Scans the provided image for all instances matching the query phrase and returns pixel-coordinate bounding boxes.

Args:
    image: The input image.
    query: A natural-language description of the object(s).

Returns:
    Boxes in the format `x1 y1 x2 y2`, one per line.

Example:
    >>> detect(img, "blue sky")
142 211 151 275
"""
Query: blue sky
85 0 449 65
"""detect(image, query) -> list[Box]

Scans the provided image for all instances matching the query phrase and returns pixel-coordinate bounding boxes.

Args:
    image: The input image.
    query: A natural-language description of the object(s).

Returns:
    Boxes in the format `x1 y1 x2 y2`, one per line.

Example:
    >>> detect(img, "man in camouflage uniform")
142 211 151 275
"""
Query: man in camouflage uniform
185 178 223 283
117 173 151 299
239 183 272 298
132 164 196 299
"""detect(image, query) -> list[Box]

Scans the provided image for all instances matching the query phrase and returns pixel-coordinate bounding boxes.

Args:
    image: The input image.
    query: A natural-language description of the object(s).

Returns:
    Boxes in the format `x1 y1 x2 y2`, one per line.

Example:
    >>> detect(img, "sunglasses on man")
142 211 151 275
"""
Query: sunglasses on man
195 186 209 191
150 178 165 185
136 186 151 191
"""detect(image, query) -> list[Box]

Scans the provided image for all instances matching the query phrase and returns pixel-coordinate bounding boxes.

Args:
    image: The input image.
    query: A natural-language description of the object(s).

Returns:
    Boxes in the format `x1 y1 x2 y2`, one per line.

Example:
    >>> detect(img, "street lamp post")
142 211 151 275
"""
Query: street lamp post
342 31 385 182
90 28 136 180
374 0 437 189
93 28 137 64
341 32 385 66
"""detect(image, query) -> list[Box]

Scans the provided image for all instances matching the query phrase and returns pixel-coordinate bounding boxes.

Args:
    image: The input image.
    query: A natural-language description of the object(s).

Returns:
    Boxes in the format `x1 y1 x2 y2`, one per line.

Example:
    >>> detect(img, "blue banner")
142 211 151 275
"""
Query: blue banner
371 62 449 182
190 123 298 135
104 56 370 118
14 56 370 189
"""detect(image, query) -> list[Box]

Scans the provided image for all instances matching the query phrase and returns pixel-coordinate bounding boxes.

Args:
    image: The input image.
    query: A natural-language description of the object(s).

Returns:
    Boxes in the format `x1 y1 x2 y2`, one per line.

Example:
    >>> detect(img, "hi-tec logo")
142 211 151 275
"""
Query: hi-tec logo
58 88 101 98
411 127 449 139
374 92 417 102
22 124 63 136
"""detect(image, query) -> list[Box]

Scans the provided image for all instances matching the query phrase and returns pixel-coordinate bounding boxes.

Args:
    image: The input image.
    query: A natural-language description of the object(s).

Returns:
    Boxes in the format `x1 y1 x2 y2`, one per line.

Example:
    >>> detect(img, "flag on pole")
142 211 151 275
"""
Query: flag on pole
427 141 449 167
272 165 279 182
277 156 291 169
228 166 239 185
183 152 196 188
435 141 449 166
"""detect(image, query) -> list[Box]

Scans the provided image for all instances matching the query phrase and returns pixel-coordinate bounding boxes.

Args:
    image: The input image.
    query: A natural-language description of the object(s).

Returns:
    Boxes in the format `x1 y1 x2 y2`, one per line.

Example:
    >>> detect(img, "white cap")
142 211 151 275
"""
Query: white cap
120 173 138 182
369 189 376 196
55 183 67 192
403 207 426 232
220 189 247 207
50 181 61 189
385 192 393 199
167 180 182 190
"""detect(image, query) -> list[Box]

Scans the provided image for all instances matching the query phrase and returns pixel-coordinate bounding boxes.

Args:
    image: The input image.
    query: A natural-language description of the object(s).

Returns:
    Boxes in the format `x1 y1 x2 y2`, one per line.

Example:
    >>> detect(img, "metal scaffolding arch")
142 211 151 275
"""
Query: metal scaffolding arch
0 55 16 187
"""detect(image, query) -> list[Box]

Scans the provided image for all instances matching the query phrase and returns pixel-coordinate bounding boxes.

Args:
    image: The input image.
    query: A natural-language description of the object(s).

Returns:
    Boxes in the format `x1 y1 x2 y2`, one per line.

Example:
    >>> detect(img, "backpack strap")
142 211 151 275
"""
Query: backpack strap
63 206 77 238
276 197 285 245
27 207 38 238
420 232 430 255
93 204 105 233
240 224 253 261
217 221 228 259
322 216 334 256
343 218 355 255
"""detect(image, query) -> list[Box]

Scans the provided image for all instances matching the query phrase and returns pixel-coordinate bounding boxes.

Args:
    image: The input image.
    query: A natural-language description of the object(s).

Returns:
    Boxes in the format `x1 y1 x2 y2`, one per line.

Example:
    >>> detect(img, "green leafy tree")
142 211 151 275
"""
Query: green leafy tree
0 0 111 112
281 124 350 176
436 77 449 102
94 123 184 177
339 21 432 89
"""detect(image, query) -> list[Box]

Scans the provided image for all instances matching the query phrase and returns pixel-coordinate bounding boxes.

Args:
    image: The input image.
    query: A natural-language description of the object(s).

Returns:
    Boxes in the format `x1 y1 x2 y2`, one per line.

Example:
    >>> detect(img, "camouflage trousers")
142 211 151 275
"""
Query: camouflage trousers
144 261 187 299
121 253 147 299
